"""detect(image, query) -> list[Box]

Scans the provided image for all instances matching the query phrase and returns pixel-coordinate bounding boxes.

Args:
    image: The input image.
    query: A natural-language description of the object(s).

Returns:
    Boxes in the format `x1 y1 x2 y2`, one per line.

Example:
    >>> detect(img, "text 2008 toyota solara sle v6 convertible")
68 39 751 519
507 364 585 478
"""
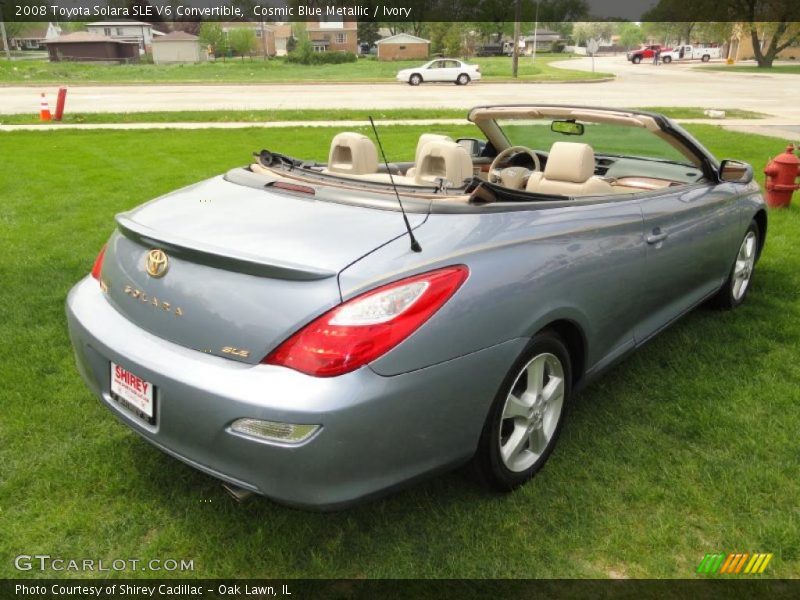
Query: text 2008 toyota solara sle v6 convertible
67 105 766 509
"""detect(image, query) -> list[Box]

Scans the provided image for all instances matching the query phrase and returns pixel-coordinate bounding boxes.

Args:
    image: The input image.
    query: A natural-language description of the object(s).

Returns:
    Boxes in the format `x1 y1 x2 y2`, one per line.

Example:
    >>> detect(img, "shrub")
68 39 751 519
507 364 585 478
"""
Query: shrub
286 41 357 65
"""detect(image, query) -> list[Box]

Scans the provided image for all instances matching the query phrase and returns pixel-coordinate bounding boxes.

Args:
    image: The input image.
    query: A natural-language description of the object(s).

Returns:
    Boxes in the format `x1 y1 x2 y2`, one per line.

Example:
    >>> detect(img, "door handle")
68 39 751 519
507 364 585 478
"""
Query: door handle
646 229 669 244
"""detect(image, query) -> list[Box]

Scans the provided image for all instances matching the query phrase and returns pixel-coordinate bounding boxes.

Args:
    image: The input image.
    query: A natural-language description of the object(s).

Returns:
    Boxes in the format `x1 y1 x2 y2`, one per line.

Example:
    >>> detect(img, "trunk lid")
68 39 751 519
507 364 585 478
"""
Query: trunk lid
100 173 427 364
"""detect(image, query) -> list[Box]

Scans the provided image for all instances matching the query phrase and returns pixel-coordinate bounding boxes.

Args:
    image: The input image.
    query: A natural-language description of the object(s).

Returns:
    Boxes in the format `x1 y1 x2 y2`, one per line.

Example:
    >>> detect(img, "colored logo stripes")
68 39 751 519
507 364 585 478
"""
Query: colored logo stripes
697 553 773 574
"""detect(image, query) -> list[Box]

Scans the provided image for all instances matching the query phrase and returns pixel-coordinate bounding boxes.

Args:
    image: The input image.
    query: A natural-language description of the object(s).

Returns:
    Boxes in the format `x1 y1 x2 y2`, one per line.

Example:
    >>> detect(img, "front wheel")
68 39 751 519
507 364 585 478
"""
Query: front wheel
456 73 470 85
408 74 422 86
632 55 642 64
474 331 571 491
709 221 759 310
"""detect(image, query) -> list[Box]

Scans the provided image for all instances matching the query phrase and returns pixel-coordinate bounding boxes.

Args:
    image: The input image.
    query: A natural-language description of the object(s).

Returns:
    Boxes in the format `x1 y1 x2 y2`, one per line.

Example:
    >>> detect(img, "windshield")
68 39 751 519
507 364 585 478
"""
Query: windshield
496 119 693 165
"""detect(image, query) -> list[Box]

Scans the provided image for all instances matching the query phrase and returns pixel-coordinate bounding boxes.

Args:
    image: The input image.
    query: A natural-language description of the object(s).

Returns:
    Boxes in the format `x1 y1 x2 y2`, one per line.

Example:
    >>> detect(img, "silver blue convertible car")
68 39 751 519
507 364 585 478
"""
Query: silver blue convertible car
66 105 766 509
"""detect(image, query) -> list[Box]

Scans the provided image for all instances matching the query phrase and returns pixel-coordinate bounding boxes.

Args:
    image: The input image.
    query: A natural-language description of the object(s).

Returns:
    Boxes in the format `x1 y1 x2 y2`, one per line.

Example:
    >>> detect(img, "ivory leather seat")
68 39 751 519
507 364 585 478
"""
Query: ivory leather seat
526 142 614 196
323 132 379 176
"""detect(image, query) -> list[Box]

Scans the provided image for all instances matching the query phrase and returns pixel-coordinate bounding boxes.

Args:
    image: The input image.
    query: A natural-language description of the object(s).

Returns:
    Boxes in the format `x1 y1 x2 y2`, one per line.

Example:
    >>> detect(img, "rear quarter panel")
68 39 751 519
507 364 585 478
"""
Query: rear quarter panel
340 198 647 377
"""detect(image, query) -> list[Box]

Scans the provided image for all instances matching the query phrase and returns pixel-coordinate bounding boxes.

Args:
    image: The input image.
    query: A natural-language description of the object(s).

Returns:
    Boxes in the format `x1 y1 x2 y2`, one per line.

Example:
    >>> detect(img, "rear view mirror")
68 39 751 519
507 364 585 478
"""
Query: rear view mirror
457 137 486 157
719 159 753 184
551 120 584 136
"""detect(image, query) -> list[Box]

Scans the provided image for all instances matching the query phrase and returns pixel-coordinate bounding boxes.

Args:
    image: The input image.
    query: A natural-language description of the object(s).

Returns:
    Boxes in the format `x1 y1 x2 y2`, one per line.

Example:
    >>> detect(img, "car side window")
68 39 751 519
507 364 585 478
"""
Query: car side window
429 61 442 69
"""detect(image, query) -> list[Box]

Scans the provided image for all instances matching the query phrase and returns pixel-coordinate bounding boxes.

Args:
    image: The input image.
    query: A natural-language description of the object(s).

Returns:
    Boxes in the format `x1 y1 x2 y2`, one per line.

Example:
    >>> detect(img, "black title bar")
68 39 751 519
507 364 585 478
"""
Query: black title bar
4 0 800 23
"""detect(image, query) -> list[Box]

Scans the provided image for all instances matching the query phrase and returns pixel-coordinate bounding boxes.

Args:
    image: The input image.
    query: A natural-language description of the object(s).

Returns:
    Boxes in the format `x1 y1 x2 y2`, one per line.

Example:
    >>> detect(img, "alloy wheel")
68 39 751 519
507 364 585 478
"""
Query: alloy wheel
498 352 565 472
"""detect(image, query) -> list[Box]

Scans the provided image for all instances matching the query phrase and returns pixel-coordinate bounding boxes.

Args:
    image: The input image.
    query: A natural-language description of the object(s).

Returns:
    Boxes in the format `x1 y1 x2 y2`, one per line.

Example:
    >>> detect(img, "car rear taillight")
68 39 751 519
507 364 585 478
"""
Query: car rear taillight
91 244 107 282
264 265 469 377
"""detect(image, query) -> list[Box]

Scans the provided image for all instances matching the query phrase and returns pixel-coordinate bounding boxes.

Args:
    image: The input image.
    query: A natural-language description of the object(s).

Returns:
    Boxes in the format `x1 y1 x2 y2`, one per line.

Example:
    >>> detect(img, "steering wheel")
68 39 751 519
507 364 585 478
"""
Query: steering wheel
488 146 542 189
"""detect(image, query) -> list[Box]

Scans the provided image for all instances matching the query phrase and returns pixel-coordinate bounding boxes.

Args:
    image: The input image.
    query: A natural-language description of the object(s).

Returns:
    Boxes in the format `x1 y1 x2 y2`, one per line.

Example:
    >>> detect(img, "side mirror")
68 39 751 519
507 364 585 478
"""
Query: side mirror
719 159 753 184
457 137 486 158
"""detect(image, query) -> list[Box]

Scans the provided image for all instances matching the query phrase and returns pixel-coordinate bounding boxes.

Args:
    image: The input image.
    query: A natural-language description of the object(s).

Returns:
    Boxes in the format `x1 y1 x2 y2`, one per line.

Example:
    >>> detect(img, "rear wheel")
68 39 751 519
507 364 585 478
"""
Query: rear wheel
709 221 759 310
474 331 571 491
632 55 642 64
409 73 422 86
456 73 471 85
663 55 672 63
701 54 710 62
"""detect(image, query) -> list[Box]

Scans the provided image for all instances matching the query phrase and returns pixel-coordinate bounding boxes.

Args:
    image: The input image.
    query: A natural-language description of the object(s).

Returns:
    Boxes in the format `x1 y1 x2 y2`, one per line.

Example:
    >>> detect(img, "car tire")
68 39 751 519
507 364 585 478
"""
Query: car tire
701 55 710 62
409 74 422 86
632 55 641 64
663 56 672 63
473 330 572 492
456 74 471 85
708 220 760 310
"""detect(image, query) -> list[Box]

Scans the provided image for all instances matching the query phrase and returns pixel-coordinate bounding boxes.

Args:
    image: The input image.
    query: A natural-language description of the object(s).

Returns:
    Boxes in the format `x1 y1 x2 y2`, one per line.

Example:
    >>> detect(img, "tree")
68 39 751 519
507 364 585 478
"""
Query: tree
199 23 227 57
744 19 800 68
443 24 464 57
357 21 380 47
618 22 645 49
228 28 256 61
644 0 800 67
571 22 618 46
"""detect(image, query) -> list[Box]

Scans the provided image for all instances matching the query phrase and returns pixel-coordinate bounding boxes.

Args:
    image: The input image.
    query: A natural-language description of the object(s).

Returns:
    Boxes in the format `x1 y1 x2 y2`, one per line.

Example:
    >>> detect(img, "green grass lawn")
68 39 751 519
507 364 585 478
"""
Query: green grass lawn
0 55 611 85
0 107 768 126
1 125 798 579
699 64 800 74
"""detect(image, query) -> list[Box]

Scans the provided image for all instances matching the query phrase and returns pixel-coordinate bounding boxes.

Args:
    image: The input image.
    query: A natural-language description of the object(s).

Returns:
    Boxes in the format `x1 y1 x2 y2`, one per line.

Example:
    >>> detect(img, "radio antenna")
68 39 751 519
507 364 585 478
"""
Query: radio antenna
368 116 422 253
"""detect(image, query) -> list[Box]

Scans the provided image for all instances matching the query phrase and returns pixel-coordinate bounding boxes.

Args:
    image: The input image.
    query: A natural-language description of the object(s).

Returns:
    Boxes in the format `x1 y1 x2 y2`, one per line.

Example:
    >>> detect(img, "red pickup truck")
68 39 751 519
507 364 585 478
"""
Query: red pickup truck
626 45 670 64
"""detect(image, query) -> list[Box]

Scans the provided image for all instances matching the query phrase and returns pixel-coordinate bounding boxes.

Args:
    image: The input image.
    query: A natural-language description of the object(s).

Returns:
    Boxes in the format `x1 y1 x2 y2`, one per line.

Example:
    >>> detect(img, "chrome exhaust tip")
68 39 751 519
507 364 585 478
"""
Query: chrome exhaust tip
222 482 255 503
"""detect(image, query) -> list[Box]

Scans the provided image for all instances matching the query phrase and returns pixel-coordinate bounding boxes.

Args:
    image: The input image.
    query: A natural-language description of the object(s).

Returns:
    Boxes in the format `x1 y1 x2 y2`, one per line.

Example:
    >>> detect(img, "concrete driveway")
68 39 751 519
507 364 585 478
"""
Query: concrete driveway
1 56 798 126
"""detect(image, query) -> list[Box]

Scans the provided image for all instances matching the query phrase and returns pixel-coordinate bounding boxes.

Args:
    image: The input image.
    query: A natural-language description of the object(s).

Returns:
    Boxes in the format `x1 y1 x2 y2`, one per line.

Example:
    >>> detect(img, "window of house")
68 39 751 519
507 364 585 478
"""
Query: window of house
313 44 326 53
104 28 111 36
336 33 346 44
116 28 124 36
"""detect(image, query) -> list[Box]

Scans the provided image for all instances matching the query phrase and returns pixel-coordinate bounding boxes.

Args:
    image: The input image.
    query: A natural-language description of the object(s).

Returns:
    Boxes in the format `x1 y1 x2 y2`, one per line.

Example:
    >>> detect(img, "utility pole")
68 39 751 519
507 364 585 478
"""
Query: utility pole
0 1 11 62
531 0 539 66
512 0 520 78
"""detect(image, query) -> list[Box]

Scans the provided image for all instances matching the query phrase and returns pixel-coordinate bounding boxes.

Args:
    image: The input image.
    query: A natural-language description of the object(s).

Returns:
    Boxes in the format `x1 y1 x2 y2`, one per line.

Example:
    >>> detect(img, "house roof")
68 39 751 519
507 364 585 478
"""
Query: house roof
87 21 154 27
14 26 48 40
152 31 199 43
375 33 430 45
44 32 125 44
522 29 562 42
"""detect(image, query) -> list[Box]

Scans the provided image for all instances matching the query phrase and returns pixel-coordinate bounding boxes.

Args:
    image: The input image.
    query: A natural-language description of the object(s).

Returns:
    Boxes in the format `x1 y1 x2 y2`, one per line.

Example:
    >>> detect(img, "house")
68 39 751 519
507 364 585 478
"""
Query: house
152 31 208 64
43 32 139 63
375 33 430 61
520 29 564 54
270 24 293 56
85 21 164 54
306 19 358 54
10 23 61 51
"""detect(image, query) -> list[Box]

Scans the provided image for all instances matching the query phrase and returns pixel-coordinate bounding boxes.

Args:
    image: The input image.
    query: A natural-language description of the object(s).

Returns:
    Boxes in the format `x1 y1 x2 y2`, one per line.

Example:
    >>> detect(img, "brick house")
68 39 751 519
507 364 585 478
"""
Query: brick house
305 19 358 54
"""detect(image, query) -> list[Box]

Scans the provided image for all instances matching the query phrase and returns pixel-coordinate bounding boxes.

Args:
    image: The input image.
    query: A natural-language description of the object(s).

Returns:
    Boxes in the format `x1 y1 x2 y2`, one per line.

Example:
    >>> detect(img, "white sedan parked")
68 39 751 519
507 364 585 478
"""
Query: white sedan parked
396 59 482 86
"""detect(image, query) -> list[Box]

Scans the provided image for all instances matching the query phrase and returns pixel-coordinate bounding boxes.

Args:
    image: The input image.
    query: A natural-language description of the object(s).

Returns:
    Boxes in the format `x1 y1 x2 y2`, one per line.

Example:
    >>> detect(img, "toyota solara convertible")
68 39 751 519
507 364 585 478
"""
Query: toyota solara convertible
66 105 766 509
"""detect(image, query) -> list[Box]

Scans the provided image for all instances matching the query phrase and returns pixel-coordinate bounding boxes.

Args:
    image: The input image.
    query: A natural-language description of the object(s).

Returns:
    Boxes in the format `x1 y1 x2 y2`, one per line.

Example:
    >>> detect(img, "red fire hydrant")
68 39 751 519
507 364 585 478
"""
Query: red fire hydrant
764 144 800 208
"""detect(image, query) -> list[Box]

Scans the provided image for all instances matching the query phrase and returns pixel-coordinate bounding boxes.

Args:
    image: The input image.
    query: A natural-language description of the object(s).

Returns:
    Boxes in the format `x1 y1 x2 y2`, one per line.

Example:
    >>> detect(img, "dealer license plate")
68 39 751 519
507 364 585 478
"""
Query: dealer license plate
110 362 156 425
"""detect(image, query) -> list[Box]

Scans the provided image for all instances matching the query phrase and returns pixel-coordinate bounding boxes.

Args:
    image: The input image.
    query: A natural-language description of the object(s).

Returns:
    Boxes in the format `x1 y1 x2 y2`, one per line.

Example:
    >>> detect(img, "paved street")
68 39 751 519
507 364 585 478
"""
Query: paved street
1 56 798 127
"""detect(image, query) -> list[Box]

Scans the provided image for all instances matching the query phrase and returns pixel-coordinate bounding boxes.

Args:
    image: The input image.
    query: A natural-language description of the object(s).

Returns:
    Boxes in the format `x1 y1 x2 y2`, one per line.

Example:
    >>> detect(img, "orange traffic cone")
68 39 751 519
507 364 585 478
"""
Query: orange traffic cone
39 93 52 122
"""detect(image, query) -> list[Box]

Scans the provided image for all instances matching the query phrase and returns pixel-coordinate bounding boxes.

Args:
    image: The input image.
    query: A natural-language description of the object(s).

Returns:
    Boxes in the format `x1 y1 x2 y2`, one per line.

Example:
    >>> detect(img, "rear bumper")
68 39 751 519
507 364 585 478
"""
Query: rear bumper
66 277 524 509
